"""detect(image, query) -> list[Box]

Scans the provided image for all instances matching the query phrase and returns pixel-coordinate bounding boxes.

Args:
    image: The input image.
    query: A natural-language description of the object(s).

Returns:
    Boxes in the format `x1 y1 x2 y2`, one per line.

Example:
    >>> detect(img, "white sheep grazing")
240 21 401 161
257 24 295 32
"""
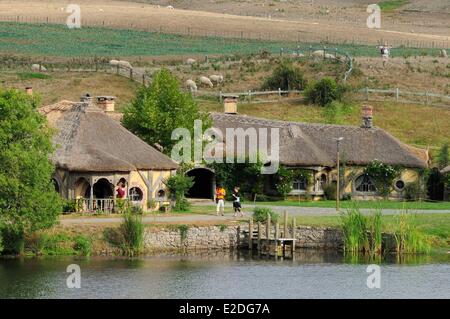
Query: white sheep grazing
209 74 223 84
117 60 133 69
186 58 196 65
109 59 119 66
31 64 47 71
166 5 174 10
186 79 197 92
199 76 214 88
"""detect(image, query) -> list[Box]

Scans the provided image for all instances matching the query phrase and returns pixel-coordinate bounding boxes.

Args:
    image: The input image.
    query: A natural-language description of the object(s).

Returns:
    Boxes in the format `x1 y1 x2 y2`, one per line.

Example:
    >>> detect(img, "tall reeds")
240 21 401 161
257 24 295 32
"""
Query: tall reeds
394 210 431 254
119 209 144 257
340 207 369 254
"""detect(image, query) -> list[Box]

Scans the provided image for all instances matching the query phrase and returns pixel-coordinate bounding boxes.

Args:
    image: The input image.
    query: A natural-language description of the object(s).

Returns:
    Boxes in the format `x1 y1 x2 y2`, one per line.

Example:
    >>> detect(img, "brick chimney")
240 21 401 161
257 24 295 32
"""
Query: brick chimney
25 86 33 96
96 96 116 112
223 94 238 114
361 104 373 129
80 93 93 104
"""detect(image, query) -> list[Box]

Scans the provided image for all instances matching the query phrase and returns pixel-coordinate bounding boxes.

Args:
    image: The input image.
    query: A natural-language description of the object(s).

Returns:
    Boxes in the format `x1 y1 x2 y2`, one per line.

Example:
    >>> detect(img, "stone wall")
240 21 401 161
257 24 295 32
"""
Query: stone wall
144 226 240 251
143 225 343 251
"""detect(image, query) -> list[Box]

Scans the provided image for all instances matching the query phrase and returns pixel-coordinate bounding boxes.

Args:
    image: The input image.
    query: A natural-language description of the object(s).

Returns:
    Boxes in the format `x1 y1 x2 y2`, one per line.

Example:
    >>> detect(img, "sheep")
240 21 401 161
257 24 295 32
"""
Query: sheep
166 5 174 10
440 49 447 58
209 74 223 84
199 76 214 88
31 64 47 71
186 79 197 92
109 60 133 69
186 58 196 65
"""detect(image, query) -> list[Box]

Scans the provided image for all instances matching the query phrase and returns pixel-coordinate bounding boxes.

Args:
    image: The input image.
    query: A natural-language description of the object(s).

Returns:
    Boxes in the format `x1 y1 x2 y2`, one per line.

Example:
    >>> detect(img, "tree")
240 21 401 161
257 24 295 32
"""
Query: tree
305 77 346 107
262 60 307 91
122 69 211 155
0 88 61 253
437 143 449 170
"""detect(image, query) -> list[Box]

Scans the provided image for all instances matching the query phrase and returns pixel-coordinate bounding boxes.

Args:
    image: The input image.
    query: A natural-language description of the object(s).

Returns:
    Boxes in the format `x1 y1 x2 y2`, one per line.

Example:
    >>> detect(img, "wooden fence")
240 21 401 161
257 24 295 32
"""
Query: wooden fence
357 87 450 108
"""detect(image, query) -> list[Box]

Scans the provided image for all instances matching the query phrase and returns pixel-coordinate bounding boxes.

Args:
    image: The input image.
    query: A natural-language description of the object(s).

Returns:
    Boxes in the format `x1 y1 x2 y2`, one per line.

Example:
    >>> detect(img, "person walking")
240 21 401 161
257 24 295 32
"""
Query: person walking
232 186 243 217
379 42 392 68
215 184 226 216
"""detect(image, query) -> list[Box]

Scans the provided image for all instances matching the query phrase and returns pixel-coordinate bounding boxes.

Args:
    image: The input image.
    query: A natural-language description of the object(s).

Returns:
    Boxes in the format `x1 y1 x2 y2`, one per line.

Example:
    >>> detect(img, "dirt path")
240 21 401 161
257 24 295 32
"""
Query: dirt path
0 0 448 47
59 205 450 225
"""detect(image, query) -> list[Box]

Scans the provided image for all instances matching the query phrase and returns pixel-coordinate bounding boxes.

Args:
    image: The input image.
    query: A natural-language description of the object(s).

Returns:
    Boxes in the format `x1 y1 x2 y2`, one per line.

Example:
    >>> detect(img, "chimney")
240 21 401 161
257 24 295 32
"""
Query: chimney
96 96 116 112
80 93 92 104
361 104 373 129
223 94 238 114
25 86 33 96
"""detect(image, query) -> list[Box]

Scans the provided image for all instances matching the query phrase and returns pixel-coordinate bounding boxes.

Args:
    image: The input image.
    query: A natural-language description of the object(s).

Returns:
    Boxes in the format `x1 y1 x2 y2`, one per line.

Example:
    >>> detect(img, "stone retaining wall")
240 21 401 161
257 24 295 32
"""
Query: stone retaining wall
143 225 343 251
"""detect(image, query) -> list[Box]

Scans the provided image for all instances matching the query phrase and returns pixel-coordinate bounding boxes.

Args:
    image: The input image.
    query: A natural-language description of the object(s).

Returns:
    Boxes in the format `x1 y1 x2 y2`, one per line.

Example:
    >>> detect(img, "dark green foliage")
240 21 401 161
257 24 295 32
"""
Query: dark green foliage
305 77 345 106
262 60 307 91
364 160 399 198
323 101 354 124
209 156 265 201
253 207 280 223
273 166 294 199
166 174 194 212
17 72 51 80
122 69 211 155
73 235 92 256
323 183 337 200
0 88 61 255
178 224 189 242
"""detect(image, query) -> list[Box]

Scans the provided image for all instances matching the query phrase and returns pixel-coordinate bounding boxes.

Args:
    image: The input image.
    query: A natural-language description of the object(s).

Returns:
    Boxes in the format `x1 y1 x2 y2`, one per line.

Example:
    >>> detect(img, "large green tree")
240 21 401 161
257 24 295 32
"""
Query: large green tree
122 69 211 155
0 88 61 253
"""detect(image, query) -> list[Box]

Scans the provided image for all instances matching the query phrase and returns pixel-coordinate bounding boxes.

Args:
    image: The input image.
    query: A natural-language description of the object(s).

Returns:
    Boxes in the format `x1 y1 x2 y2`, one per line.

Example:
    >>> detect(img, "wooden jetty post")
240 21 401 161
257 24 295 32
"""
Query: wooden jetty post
283 211 288 238
257 221 261 252
275 222 280 258
248 219 253 251
291 217 296 255
266 213 271 239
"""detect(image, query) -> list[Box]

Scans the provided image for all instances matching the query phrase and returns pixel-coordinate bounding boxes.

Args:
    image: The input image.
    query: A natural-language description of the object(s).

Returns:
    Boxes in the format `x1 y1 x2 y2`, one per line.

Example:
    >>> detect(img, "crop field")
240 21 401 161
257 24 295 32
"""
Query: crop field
0 22 444 58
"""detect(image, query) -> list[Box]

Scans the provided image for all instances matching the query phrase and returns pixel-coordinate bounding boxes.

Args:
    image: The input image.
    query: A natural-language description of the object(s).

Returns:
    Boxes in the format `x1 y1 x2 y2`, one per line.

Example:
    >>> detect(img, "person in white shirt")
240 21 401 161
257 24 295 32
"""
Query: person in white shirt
379 42 392 68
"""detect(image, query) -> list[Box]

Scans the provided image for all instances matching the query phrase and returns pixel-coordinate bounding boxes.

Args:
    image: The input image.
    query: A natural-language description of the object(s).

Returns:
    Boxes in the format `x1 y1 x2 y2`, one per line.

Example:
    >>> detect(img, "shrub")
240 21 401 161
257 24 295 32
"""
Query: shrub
394 211 431 254
262 60 307 91
323 183 337 200
404 182 421 200
305 77 343 106
0 227 25 255
166 174 194 212
253 207 280 223
73 235 92 256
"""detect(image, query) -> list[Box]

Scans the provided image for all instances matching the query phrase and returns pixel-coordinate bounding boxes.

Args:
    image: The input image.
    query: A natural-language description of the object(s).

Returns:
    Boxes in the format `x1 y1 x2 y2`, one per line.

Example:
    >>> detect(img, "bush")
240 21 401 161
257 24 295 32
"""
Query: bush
0 227 25 255
323 183 337 200
305 77 343 106
404 182 421 200
73 235 92 256
252 207 280 223
166 174 194 212
262 60 307 91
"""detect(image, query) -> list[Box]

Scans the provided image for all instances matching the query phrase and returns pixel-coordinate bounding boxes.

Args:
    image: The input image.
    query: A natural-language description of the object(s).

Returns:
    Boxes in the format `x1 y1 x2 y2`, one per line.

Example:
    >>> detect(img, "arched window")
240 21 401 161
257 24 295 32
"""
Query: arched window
355 174 377 193
395 180 405 191
129 187 143 202
157 189 166 199
293 177 308 191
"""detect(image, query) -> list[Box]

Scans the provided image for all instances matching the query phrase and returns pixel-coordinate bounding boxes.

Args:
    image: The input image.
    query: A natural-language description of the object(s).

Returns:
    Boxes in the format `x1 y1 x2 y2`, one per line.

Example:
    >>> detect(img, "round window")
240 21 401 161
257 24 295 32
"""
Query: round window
395 180 405 191
129 187 143 202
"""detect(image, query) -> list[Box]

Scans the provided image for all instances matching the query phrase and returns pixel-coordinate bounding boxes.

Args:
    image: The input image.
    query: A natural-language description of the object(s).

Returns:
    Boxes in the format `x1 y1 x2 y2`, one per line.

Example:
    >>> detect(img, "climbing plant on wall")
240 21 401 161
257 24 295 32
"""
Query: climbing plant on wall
364 160 399 198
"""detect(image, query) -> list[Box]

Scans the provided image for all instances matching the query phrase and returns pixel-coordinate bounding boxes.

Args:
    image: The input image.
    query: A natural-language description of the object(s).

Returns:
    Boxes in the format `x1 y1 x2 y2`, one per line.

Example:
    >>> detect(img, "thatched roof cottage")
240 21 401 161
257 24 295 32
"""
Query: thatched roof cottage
187 104 429 200
40 94 178 212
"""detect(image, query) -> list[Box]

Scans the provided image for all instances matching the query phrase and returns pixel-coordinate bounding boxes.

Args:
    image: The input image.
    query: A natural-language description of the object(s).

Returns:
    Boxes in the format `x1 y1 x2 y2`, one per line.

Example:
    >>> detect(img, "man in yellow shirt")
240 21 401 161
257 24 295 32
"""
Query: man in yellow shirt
215 185 226 216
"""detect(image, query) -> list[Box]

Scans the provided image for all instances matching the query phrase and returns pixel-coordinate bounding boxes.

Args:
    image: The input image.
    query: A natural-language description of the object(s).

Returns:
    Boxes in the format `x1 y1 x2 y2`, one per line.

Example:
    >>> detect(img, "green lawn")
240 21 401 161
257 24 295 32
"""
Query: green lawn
0 22 441 58
254 200 450 210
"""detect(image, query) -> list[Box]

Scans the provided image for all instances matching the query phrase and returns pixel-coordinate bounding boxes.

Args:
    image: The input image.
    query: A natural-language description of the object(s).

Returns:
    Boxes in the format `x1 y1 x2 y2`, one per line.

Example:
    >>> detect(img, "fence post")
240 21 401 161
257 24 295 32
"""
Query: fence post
323 46 326 60
365 87 369 101
142 74 145 86
283 211 288 238
396 87 399 101
425 91 429 105
278 88 282 100
116 64 119 74
129 68 133 80
248 219 253 251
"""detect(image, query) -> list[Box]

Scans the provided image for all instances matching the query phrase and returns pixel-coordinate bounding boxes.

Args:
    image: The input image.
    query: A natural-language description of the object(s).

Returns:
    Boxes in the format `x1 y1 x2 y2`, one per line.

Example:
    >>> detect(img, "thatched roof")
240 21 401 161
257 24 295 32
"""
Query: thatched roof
40 101 178 172
211 113 428 169
442 166 450 174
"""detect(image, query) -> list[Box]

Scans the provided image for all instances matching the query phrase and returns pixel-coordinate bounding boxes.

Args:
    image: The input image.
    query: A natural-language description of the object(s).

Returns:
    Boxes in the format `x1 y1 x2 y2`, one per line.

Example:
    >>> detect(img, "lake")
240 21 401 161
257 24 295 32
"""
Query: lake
0 250 449 299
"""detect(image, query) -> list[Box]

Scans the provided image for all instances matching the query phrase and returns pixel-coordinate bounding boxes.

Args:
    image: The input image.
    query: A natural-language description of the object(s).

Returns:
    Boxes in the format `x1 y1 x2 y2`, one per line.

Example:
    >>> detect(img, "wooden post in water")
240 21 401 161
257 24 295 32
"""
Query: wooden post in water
283 211 288 238
291 217 296 255
266 213 271 239
248 219 253 251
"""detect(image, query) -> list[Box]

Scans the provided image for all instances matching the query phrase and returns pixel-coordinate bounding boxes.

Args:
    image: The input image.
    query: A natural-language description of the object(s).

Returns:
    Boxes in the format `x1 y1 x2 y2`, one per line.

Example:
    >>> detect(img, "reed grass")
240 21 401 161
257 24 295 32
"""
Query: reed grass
340 206 369 253
369 209 383 255
119 210 144 257
394 210 431 254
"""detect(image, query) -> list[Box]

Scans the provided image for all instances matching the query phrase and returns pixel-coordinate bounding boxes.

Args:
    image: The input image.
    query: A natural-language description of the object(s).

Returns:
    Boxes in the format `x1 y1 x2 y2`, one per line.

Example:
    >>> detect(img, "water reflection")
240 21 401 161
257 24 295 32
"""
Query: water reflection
0 250 449 299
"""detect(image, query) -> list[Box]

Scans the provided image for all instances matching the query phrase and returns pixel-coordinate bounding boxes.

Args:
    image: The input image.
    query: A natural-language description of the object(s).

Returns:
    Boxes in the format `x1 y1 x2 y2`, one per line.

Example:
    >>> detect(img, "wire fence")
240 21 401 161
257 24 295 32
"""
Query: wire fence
0 14 449 49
